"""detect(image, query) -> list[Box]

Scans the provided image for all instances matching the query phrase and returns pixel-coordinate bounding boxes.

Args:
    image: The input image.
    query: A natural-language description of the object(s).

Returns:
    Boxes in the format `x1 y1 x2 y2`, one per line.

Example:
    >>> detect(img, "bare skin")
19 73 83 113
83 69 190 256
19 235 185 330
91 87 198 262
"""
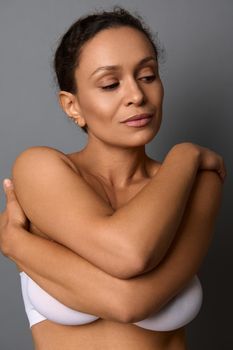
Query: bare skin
29 154 189 350
0 25 225 350
1 149 223 350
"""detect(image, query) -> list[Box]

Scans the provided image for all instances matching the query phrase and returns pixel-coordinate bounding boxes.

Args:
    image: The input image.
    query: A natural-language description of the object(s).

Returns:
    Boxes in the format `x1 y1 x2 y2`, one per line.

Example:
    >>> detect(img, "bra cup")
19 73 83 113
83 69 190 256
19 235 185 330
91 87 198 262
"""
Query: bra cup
23 272 203 330
27 275 99 325
133 275 203 331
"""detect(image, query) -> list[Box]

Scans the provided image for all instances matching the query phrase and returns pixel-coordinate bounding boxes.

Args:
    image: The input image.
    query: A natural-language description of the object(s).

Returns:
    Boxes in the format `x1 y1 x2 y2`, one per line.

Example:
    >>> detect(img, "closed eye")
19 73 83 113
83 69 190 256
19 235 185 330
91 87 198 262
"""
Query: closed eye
101 82 119 90
101 75 156 91
140 75 156 82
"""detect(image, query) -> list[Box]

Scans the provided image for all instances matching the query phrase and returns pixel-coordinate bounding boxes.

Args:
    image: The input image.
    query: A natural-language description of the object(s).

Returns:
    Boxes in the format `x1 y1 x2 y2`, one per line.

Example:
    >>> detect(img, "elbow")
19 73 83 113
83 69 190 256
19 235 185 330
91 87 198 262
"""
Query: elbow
118 237 166 279
102 277 154 324
112 306 136 324
116 307 149 324
114 251 148 280
116 311 145 325
110 289 140 324
111 286 151 324
120 248 162 279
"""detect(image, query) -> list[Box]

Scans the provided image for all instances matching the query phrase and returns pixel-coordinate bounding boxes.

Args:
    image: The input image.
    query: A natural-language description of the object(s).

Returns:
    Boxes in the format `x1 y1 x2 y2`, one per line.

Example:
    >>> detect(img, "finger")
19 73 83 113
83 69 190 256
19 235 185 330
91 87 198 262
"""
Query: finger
222 159 227 178
2 179 16 203
219 160 227 182
217 169 226 183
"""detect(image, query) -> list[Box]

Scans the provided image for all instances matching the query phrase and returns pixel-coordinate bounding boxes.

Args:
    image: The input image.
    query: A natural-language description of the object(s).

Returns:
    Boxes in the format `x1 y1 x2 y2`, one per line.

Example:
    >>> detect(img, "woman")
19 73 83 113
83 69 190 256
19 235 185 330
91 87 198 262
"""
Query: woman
0 6 226 350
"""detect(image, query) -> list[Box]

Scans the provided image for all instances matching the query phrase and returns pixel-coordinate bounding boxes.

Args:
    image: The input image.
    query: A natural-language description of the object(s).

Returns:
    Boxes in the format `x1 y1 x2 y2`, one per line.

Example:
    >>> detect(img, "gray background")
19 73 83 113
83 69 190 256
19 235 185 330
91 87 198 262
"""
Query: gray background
0 0 232 349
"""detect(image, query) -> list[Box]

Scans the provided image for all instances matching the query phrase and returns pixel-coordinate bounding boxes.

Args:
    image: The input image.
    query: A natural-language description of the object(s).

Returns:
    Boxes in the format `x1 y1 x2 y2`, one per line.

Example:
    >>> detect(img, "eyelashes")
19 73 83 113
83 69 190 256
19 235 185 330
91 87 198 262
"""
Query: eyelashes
101 75 156 91
102 82 119 90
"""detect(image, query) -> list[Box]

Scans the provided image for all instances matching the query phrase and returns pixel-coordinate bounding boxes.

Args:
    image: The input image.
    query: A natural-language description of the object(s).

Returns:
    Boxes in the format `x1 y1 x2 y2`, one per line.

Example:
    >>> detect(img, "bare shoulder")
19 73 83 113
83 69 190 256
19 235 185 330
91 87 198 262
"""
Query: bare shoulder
11 145 111 209
11 145 114 253
12 145 80 175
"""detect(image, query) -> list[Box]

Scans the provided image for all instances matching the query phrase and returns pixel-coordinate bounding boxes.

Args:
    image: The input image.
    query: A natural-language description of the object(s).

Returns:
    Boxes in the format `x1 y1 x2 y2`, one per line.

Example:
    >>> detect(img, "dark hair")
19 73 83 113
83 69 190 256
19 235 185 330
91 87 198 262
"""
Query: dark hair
54 6 164 134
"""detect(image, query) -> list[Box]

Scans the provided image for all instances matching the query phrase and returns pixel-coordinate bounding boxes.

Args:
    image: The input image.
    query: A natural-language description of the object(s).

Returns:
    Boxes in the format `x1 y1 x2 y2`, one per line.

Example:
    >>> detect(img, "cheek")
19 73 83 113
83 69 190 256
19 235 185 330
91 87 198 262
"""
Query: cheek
82 89 120 119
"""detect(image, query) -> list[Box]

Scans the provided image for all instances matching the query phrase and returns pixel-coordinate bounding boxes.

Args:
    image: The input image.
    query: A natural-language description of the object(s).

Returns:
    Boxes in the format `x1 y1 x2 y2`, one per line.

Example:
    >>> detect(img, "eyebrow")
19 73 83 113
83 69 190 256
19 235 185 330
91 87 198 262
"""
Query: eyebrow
89 56 157 79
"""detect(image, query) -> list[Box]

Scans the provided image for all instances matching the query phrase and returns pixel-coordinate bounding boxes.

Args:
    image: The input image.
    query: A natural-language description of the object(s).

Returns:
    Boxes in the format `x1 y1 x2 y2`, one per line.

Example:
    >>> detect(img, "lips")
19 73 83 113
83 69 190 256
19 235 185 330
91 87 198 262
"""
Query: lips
122 113 153 122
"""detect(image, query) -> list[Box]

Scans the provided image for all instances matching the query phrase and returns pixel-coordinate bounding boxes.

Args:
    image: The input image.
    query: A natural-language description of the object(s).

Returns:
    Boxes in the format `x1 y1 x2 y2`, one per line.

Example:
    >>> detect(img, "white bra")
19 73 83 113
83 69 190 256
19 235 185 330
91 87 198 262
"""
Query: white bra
20 272 203 331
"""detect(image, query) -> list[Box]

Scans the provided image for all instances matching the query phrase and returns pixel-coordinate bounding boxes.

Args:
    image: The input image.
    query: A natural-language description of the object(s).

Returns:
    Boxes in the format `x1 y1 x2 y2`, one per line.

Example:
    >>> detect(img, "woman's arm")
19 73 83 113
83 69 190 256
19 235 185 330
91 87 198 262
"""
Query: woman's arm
11 143 203 278
4 169 223 323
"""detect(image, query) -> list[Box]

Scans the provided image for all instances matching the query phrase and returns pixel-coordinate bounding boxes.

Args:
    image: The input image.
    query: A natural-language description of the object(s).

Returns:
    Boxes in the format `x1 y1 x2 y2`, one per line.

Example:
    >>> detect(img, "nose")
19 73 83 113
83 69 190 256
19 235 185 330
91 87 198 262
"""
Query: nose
123 78 145 106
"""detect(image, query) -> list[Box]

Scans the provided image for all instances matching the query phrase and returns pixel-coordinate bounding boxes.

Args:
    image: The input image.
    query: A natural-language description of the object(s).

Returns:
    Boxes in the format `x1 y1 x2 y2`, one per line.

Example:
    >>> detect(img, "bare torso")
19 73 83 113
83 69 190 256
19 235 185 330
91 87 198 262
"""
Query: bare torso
29 150 189 350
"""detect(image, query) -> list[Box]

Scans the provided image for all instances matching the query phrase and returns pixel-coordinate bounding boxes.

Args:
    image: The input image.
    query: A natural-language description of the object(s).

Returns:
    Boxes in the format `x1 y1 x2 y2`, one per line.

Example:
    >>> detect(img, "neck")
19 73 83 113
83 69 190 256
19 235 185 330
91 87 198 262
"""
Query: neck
79 136 151 189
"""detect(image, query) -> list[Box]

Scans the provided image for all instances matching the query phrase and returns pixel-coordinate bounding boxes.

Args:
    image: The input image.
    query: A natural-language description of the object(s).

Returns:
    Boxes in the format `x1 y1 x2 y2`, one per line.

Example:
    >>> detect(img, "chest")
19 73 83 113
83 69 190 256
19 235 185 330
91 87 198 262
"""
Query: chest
81 171 153 211
29 176 149 237
29 160 160 236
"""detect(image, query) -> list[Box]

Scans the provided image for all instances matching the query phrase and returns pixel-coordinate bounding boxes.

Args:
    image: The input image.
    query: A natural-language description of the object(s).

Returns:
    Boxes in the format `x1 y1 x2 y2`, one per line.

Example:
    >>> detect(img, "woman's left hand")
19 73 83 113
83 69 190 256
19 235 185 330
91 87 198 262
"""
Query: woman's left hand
0 179 29 256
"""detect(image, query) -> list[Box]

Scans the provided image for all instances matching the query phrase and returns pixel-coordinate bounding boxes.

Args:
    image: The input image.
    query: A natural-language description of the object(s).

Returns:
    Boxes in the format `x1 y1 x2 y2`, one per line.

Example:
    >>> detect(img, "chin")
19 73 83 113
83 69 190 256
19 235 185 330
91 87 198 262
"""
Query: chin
127 129 158 147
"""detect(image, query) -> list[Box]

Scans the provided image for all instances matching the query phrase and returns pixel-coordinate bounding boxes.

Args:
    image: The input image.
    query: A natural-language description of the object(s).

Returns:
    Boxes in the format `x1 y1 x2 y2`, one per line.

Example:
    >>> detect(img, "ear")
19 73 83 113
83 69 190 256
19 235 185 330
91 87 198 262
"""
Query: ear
58 91 86 127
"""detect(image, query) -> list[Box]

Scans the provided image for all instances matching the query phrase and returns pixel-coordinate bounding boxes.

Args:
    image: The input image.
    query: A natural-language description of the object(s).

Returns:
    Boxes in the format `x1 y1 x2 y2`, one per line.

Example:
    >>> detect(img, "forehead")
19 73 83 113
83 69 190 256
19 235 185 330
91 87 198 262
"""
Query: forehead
78 26 155 73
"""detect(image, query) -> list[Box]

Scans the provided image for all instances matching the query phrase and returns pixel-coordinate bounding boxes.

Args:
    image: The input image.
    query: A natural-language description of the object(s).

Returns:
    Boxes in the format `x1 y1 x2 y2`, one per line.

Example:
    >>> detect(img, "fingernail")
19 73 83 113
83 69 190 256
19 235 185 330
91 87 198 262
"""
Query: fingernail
3 179 12 188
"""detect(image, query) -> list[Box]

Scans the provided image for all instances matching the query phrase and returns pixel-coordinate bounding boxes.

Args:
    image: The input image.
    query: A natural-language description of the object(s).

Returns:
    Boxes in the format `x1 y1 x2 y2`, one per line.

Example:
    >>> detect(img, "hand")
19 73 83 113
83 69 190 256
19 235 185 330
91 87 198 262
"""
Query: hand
0 179 29 256
175 142 227 183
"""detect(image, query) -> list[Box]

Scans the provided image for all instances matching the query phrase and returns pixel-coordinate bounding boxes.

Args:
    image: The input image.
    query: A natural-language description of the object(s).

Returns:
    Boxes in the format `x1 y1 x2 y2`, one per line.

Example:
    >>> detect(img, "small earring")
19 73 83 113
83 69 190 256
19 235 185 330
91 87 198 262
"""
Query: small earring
79 121 86 127
70 116 86 127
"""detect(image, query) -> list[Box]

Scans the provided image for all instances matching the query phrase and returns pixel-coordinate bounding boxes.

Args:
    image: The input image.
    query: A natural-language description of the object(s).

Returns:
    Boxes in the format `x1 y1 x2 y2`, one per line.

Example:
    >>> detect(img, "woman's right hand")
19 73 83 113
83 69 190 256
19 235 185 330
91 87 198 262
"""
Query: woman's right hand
174 142 227 182
0 179 29 257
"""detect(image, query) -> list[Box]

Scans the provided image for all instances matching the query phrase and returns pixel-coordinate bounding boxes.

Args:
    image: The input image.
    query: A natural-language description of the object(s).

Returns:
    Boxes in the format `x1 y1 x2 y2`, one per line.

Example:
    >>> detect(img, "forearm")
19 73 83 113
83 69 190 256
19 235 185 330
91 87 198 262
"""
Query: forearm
7 169 222 324
125 170 223 321
109 143 201 270
11 143 201 278
8 229 128 322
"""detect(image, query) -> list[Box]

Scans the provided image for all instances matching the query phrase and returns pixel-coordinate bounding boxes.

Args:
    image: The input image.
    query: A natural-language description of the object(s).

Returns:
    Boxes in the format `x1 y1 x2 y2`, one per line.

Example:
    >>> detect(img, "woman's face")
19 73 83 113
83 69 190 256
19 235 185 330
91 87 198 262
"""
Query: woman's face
73 26 164 147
